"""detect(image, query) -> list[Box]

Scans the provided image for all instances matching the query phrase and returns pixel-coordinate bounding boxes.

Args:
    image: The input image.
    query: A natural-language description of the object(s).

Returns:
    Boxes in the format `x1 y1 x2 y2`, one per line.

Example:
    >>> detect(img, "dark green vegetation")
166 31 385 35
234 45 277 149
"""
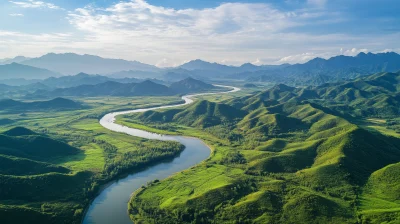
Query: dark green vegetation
31 77 221 97
125 71 400 223
236 71 400 118
0 95 187 224
0 97 83 111
169 77 221 94
39 73 141 88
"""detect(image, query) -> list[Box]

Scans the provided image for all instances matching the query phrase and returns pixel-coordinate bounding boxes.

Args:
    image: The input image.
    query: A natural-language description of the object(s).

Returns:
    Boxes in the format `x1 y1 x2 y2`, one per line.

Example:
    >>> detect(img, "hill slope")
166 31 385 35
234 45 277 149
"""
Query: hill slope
124 85 400 223
169 77 219 94
40 73 140 88
0 98 82 111
33 80 174 97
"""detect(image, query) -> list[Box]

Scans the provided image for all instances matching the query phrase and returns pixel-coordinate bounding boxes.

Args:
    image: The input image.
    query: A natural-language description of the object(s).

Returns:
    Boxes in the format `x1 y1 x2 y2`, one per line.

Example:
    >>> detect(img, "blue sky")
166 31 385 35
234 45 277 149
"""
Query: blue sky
1 0 400 66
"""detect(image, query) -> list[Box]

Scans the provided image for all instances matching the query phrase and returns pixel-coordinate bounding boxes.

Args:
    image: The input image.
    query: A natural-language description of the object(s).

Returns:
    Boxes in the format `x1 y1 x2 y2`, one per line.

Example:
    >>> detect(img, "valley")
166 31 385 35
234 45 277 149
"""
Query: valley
3 1 400 222
0 54 399 224
0 95 187 224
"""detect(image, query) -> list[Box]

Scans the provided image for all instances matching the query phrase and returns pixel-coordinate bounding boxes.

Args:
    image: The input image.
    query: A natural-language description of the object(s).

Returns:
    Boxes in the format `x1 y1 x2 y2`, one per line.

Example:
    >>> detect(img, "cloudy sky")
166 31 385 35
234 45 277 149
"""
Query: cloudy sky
1 0 400 67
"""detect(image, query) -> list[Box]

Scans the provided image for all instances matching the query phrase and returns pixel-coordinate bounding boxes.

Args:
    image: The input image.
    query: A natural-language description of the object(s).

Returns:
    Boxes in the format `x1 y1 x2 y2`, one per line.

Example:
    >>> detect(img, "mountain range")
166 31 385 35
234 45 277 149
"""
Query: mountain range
19 53 160 75
242 52 400 85
0 63 60 80
1 52 400 86
31 77 219 97
39 73 141 88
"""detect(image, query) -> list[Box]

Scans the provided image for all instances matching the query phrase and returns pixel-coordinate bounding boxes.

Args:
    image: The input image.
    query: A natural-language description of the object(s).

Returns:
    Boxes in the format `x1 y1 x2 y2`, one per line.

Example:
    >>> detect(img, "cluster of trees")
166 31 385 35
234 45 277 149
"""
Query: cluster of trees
103 142 184 180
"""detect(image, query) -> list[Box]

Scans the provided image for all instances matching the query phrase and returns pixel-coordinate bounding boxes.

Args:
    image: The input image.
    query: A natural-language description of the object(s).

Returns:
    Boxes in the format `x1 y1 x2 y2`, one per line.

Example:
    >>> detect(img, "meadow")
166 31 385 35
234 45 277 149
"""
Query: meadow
120 79 400 224
0 95 187 223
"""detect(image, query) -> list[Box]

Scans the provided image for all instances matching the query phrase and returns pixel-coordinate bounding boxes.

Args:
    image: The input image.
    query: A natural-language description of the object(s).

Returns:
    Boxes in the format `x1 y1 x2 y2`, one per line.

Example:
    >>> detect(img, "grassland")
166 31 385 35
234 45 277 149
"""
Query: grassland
122 87 400 223
0 95 188 224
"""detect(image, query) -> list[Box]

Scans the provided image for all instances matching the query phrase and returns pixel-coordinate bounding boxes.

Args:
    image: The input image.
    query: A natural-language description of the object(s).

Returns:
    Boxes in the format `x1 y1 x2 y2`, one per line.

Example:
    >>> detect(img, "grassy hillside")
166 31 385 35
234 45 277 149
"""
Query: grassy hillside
125 100 246 129
123 89 400 223
230 71 400 118
0 98 83 111
169 77 221 94
0 95 187 224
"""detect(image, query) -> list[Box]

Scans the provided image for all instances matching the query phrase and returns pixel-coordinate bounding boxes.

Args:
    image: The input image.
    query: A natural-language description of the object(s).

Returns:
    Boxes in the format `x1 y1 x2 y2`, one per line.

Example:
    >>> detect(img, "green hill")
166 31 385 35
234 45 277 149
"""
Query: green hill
126 87 400 224
230 71 400 118
0 98 82 111
0 127 92 224
0 127 79 160
35 80 174 97
169 77 218 94
132 100 246 128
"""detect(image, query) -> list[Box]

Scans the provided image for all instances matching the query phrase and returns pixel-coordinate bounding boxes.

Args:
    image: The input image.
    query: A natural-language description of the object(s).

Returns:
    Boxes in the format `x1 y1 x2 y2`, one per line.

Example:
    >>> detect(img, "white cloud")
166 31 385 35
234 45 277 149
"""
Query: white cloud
278 52 323 64
1 0 400 65
9 0 63 10
68 0 302 37
340 48 368 56
64 0 344 64
9 13 24 16
155 58 179 67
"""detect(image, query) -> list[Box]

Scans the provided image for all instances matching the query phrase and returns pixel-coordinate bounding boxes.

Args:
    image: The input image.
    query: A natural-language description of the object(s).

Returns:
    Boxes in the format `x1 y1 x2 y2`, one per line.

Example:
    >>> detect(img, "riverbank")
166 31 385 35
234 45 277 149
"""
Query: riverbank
82 85 241 224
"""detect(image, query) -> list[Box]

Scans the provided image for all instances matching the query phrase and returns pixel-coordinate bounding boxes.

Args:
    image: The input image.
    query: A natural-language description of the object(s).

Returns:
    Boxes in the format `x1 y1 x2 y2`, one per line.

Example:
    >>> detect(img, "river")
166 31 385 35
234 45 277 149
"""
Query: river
82 85 241 224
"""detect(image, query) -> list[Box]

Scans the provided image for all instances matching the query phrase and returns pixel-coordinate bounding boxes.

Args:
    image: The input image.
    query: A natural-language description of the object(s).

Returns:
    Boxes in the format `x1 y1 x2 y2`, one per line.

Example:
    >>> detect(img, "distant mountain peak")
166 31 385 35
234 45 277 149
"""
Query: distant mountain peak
240 63 258 68
20 53 160 75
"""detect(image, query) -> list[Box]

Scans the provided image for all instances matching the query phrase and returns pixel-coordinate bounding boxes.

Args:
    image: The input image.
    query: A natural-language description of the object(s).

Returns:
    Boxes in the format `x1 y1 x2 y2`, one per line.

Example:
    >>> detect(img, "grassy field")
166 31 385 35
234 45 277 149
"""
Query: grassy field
0 95 189 224
121 91 400 223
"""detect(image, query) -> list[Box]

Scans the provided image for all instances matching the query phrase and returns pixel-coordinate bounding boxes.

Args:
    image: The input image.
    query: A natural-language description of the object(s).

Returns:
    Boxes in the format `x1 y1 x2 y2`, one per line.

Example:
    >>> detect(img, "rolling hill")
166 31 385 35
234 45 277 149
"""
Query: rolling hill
32 78 217 97
131 100 246 128
34 80 173 97
123 75 400 223
229 71 400 118
0 127 92 224
169 77 219 94
0 98 82 111
40 73 140 88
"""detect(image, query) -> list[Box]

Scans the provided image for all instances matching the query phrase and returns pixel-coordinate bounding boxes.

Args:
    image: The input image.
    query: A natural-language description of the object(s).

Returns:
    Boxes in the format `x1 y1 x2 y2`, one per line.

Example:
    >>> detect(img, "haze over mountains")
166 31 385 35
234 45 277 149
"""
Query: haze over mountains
0 63 60 80
31 77 221 98
1 52 400 87
19 53 160 75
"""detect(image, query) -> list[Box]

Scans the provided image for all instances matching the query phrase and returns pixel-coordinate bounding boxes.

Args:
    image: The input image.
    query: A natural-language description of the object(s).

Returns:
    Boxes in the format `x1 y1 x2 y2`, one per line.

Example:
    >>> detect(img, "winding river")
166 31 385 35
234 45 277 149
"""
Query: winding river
82 85 241 224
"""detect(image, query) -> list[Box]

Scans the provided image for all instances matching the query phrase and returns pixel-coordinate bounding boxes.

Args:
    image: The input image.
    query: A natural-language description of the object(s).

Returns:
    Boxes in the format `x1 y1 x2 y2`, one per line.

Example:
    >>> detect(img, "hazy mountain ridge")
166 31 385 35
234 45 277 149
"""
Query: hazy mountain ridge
31 77 217 97
0 56 31 65
0 63 60 80
242 52 400 85
20 53 161 75
1 52 399 86
39 73 141 88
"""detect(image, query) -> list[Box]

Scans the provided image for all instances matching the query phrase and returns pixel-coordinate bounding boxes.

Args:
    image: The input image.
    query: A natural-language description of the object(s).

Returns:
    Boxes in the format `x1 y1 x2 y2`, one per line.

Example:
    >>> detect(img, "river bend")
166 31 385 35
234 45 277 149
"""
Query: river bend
82 85 241 224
